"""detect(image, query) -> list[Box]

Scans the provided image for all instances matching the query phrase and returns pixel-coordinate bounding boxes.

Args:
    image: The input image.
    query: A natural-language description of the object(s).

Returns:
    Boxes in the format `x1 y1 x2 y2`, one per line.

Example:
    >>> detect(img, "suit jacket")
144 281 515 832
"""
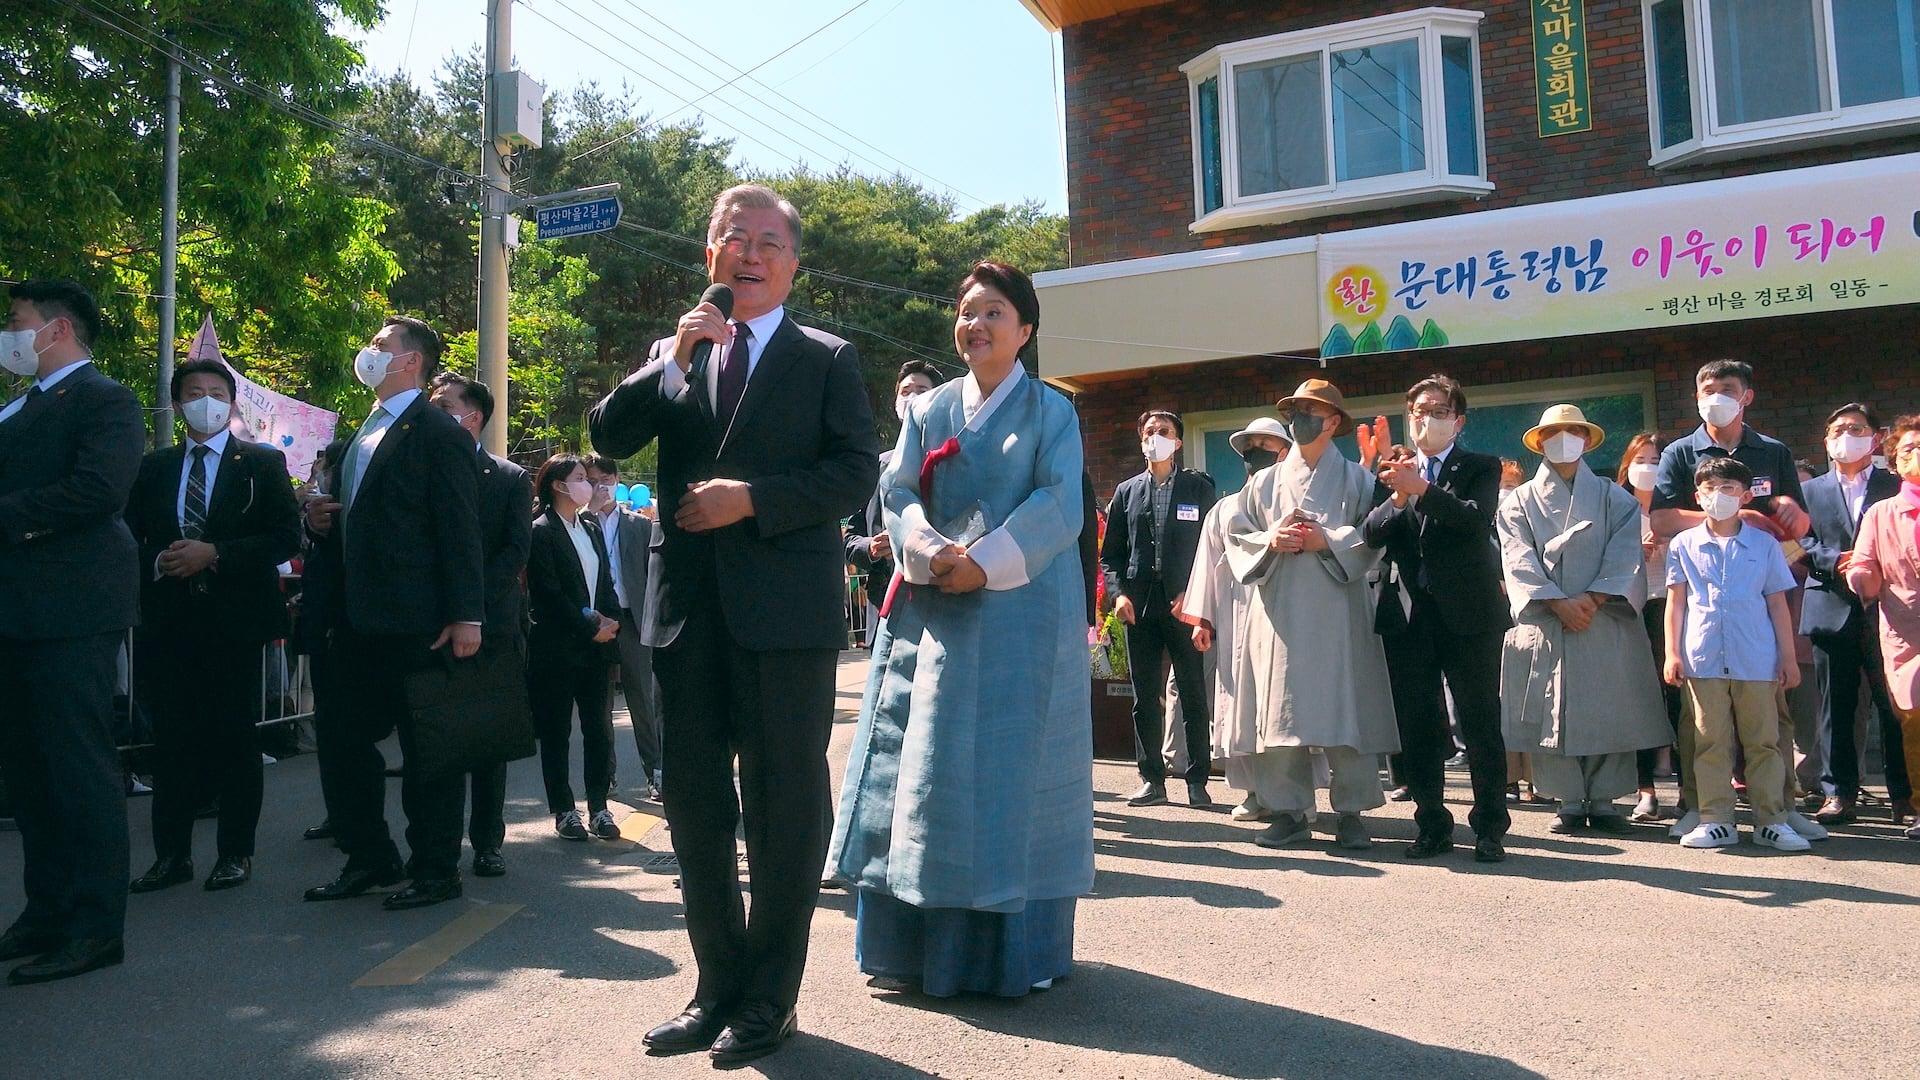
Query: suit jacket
1362 446 1511 637
124 436 303 645
1099 467 1217 603
598 503 658 620
525 507 619 665
586 314 881 651
0 363 145 640
1079 469 1099 627
316 393 485 636
1801 464 1902 638
477 448 533 644
844 449 893 601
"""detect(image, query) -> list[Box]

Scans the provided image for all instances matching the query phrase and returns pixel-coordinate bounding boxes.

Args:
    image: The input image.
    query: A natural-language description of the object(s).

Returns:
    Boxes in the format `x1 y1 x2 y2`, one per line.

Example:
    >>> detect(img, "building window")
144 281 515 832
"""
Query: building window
1182 8 1491 234
1645 0 1920 166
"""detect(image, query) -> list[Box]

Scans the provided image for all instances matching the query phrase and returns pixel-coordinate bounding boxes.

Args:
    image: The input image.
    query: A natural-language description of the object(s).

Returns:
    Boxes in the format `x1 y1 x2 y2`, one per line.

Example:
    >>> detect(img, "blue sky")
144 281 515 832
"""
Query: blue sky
346 0 1068 213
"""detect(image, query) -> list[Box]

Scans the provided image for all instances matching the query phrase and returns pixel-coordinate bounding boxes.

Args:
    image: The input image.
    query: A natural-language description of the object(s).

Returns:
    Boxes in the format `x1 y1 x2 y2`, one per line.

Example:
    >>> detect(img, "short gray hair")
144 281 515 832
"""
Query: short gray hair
707 183 802 254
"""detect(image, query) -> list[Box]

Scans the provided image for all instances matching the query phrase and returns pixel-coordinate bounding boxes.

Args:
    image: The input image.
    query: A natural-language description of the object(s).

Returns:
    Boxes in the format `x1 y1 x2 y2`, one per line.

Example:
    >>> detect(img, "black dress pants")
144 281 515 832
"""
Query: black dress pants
1383 595 1508 840
317 627 465 881
144 632 264 860
529 651 614 816
656 601 836 1011
1813 628 1910 802
1636 597 1686 789
1124 582 1211 783
0 631 128 940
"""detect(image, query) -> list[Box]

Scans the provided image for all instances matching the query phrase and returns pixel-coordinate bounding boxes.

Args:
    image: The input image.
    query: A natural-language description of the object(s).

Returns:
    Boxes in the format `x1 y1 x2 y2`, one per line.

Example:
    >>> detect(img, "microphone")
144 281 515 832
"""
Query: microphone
688 282 734 382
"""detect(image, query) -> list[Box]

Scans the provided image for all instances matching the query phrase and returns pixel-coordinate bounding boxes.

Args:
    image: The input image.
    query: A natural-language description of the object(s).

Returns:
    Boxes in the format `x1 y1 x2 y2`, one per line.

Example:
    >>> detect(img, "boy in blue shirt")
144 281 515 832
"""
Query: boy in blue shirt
1663 457 1809 852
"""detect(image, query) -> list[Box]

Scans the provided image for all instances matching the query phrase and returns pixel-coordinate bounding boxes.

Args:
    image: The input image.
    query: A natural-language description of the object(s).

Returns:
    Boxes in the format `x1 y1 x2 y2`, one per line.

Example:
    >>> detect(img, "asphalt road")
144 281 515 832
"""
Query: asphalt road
4 652 1918 1079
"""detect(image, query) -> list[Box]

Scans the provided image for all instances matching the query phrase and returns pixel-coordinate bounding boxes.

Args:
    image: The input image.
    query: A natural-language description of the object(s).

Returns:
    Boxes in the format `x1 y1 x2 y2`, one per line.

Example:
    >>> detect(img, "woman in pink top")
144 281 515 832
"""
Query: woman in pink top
1841 414 1920 840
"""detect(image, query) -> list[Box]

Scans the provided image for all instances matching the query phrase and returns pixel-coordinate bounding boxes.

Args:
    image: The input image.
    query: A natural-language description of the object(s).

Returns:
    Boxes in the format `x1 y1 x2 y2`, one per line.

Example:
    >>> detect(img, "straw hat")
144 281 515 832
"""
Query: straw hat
1274 379 1356 436
1228 416 1292 457
1522 403 1606 454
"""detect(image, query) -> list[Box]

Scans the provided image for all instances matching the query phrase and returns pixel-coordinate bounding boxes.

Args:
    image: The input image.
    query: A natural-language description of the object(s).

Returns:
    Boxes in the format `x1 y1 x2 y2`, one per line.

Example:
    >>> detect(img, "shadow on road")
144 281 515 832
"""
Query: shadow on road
881 961 1546 1079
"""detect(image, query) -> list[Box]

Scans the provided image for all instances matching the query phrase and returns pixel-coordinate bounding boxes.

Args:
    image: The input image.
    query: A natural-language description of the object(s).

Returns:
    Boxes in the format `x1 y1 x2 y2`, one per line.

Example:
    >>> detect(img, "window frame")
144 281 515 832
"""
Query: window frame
1181 7 1492 234
1643 0 1920 168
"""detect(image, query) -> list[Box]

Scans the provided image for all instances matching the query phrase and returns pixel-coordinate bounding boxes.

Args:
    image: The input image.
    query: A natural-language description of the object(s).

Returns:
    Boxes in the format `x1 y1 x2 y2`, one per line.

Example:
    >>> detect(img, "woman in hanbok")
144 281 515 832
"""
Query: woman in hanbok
1497 406 1672 832
830 262 1091 997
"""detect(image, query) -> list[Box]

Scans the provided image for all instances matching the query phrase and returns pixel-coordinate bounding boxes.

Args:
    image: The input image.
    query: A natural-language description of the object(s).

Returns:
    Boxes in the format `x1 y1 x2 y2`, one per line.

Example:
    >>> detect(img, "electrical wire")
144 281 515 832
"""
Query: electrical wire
773 0 910 87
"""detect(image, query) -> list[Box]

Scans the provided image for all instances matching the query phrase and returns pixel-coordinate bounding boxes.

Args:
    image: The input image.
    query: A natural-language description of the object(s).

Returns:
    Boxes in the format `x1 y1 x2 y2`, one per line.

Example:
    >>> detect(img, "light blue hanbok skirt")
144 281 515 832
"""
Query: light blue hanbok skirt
854 888 1075 998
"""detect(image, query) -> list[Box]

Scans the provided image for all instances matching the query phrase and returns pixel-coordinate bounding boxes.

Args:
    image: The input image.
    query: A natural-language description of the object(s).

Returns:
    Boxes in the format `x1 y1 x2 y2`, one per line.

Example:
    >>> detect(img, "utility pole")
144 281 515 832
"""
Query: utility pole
477 0 513 456
156 38 181 448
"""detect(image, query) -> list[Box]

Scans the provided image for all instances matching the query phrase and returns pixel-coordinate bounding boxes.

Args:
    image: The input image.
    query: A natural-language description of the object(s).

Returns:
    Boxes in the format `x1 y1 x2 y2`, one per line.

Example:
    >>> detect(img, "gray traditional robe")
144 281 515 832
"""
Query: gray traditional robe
1498 462 1672 758
1223 448 1399 755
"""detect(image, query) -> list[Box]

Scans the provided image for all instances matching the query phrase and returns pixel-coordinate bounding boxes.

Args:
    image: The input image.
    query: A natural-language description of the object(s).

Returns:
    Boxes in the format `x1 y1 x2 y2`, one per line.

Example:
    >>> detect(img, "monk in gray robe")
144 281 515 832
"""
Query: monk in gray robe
1224 381 1398 851
1498 405 1673 833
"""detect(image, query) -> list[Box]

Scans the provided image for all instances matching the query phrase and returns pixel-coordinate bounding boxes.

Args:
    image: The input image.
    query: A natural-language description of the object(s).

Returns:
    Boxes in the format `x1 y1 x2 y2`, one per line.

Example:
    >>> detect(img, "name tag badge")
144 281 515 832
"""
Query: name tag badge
1749 476 1773 500
1176 503 1200 522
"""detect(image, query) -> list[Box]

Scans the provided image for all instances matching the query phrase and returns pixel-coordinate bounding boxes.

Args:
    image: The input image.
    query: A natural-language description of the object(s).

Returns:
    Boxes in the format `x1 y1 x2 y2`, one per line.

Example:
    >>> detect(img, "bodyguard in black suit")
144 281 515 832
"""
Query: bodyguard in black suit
428 373 532 876
1100 410 1217 807
124 360 301 894
589 185 879 1064
302 316 485 911
0 280 142 984
1802 403 1908 823
1364 376 1511 863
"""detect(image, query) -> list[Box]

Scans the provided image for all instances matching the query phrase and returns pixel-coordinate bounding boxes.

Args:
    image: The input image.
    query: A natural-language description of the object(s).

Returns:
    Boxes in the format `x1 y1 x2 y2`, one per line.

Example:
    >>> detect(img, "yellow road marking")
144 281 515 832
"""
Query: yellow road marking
353 901 523 988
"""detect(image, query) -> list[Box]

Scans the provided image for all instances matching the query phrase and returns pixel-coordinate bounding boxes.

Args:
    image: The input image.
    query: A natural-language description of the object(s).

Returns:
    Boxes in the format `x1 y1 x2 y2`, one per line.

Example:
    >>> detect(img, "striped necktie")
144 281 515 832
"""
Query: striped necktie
184 444 211 540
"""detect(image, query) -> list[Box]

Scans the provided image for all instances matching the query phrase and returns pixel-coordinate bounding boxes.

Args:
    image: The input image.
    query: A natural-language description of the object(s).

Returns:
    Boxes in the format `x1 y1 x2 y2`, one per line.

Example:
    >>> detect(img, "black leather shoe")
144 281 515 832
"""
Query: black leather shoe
644 1001 730 1054
7 937 123 986
1125 782 1167 807
710 1003 797 1065
473 850 506 877
129 855 194 894
204 857 251 891
1474 836 1506 863
1404 833 1453 859
382 877 462 911
304 864 403 902
302 820 335 841
1185 781 1213 808
0 926 63 963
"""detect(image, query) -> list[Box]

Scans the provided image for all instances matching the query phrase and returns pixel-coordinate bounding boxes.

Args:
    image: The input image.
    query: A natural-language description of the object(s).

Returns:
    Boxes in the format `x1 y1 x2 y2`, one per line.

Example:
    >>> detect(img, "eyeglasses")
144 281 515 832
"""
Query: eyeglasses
1826 422 1873 437
1408 405 1456 420
717 233 789 259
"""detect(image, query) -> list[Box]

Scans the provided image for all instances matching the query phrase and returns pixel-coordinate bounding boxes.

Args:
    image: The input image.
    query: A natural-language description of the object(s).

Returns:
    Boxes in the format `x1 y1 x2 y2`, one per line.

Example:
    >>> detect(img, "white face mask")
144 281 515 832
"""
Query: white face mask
181 396 231 436
353 347 408 389
1698 392 1742 428
1627 462 1659 491
1828 433 1875 465
0 325 46 376
1410 415 1457 454
894 395 911 421
1143 433 1177 464
562 478 594 508
1543 431 1587 464
1701 490 1744 522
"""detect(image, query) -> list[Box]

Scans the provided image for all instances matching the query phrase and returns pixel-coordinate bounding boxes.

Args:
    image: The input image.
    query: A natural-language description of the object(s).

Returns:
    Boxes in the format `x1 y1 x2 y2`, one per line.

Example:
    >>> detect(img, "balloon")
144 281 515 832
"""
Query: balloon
614 483 630 504
629 483 651 506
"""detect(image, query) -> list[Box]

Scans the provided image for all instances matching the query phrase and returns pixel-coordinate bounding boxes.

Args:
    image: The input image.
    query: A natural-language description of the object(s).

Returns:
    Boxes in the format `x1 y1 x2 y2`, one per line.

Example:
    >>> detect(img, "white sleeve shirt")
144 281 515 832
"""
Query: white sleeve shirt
562 512 601 610
176 430 232 527
660 304 785 401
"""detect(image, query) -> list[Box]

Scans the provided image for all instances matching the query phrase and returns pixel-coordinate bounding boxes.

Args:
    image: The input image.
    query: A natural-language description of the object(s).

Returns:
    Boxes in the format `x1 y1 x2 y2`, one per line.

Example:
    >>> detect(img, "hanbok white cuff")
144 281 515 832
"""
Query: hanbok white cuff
966 527 1029 591
897 503 949 586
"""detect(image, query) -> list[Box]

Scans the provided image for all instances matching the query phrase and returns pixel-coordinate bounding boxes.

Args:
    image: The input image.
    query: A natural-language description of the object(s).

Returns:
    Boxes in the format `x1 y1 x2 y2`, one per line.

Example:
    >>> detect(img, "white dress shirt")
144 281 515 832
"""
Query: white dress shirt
562 511 601 610
1412 442 1453 500
599 508 630 610
660 304 786 402
1838 466 1872 525
0 356 92 424
344 386 420 509
176 430 231 527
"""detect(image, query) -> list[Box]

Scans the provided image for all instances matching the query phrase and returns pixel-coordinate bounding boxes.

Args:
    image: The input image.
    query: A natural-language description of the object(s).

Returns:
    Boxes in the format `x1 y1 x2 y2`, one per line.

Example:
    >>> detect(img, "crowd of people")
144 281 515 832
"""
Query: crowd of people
3 183 1918 1069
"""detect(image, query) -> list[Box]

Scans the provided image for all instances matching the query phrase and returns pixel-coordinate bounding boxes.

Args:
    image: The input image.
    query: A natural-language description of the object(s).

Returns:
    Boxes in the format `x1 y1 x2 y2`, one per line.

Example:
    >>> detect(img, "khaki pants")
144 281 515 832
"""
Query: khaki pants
1685 678 1788 826
1244 746 1383 815
1678 683 1799 812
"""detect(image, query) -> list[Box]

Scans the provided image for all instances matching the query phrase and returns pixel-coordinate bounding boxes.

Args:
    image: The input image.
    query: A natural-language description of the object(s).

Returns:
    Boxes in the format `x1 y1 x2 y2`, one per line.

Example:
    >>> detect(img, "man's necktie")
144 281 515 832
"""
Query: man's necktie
1425 456 1441 484
717 324 750 429
184 444 211 540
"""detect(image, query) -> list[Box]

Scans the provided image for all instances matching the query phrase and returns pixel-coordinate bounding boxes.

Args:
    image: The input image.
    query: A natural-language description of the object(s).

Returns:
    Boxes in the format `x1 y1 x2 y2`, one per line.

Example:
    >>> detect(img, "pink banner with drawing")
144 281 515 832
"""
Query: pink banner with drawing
188 314 339 481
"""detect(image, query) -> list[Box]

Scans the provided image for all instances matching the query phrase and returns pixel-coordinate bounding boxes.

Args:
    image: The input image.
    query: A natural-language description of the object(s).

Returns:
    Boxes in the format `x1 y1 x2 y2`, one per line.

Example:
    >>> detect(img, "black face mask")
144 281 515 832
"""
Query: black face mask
1242 448 1280 475
1284 411 1326 446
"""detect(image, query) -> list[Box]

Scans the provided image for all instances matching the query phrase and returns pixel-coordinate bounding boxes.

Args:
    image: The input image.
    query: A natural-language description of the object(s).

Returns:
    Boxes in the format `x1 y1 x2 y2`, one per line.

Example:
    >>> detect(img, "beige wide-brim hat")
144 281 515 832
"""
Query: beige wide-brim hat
1523 403 1606 454
1228 416 1292 457
1274 378 1356 437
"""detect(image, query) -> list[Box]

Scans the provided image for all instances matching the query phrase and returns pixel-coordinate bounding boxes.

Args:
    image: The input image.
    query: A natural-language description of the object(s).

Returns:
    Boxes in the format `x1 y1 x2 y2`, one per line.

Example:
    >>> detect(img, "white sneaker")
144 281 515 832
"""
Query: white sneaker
1668 809 1701 839
1783 809 1829 840
1754 821 1812 852
1680 821 1739 848
1230 795 1268 822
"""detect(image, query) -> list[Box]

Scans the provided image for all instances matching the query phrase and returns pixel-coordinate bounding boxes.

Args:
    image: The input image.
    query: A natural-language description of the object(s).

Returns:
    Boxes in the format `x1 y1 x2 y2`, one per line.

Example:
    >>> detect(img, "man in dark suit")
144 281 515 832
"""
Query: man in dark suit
1365 375 1512 864
124 359 301 894
1100 410 1218 808
1802 402 1909 825
584 454 663 802
429 372 532 875
589 184 879 1064
845 360 942 639
302 316 485 911
0 279 143 984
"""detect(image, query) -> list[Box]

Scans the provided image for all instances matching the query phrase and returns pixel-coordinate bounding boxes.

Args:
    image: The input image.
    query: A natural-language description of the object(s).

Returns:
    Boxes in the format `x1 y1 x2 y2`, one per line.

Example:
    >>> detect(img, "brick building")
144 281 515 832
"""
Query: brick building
1017 0 1920 500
